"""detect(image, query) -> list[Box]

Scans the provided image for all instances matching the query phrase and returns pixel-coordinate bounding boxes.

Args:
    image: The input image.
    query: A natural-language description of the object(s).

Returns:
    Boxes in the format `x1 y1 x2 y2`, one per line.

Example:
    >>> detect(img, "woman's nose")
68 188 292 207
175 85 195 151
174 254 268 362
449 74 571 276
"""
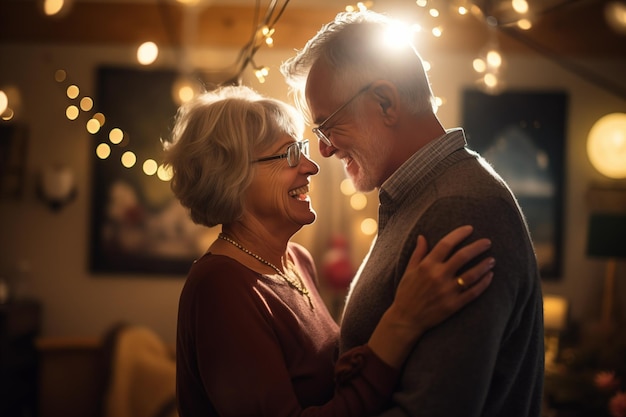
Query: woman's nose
302 154 320 175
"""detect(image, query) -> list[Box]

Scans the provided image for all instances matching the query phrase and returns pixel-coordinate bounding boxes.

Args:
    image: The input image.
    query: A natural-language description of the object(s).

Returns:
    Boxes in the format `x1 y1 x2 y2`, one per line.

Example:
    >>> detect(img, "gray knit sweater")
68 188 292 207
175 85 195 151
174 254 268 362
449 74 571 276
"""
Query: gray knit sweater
340 129 544 417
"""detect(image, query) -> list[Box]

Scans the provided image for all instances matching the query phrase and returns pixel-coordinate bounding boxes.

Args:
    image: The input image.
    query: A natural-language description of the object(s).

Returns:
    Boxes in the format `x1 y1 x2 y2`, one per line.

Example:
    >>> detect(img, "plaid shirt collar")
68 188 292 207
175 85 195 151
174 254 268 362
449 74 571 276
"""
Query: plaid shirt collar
378 128 467 231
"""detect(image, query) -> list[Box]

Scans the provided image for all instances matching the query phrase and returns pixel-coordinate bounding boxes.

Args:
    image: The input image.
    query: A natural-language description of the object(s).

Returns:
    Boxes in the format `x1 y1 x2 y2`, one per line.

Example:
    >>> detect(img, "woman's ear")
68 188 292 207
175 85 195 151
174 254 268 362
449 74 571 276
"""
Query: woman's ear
370 80 400 125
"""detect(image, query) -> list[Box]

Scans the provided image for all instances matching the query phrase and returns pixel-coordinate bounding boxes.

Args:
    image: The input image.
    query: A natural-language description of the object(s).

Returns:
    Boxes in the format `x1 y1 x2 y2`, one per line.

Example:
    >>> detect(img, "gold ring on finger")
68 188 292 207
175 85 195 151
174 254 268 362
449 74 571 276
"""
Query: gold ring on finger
456 277 466 291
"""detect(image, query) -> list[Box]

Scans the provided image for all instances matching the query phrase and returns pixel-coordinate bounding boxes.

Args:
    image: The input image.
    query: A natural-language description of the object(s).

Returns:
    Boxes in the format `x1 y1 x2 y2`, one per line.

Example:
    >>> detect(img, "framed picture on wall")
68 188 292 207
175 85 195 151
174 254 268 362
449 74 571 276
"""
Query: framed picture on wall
89 66 214 275
462 89 568 280
0 123 28 199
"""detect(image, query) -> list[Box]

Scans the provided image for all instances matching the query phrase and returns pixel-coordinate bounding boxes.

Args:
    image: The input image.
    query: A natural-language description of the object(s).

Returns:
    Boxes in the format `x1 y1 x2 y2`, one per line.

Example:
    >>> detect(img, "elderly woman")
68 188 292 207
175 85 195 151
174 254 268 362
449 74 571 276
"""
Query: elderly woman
163 85 494 417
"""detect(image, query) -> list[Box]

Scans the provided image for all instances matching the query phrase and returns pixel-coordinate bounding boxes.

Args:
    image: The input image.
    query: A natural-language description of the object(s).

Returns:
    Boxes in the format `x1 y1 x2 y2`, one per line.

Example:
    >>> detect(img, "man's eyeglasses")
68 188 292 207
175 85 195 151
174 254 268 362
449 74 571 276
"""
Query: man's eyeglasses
252 140 310 168
312 83 373 147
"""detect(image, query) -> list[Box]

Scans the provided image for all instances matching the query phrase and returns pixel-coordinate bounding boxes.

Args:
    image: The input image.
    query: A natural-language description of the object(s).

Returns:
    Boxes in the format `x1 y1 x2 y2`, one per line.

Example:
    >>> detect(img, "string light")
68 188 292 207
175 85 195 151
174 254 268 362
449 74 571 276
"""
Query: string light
345 2 373 12
253 62 270 84
54 70 169 181
44 1 563 186
137 41 159 65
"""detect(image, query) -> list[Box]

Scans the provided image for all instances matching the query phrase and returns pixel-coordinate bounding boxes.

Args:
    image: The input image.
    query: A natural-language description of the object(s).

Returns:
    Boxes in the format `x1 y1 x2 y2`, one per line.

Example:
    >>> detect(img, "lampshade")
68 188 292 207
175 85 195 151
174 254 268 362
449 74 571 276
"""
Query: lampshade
543 295 568 332
586 213 626 258
587 112 626 179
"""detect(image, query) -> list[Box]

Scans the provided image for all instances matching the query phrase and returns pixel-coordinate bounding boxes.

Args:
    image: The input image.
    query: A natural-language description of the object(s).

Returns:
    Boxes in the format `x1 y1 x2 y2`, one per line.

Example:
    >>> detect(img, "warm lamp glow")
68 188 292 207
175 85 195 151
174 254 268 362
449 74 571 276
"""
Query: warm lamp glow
543 295 568 332
0 90 7 115
605 1 626 35
587 112 626 179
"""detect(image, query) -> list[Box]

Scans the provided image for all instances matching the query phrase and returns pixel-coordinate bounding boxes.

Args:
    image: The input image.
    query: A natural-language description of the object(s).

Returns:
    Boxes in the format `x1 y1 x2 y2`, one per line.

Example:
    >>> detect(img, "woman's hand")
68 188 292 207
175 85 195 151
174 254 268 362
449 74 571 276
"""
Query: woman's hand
392 225 494 331
368 225 494 368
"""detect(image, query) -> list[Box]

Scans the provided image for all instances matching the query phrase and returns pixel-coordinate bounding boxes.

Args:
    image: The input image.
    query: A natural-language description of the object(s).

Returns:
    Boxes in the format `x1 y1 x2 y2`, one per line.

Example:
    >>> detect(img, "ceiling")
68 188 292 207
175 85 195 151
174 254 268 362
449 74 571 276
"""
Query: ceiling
1 0 625 98
0 0 624 55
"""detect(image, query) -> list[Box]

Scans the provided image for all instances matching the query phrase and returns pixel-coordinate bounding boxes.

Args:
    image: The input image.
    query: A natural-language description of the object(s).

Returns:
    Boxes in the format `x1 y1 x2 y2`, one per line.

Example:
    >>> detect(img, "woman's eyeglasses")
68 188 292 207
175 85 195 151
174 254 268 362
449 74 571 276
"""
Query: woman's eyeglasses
252 140 310 168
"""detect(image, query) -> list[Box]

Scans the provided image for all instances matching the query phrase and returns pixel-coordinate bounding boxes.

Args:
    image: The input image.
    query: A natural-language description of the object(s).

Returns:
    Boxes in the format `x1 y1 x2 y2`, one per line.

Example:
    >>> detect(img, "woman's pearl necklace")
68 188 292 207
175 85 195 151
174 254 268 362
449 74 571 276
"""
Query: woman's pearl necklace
218 233 313 309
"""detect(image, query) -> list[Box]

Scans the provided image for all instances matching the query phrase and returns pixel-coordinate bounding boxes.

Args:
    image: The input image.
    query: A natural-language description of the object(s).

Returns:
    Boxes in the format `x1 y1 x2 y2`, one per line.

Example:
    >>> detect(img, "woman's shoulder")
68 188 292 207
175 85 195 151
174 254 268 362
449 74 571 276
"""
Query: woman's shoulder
185 253 258 292
287 241 317 282
191 252 252 272
287 241 313 261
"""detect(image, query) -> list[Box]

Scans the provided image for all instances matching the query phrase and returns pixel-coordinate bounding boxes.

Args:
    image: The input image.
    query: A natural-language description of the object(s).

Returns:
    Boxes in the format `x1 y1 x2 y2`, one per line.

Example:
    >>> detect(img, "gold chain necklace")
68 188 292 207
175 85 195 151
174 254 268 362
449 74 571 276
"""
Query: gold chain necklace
218 233 313 309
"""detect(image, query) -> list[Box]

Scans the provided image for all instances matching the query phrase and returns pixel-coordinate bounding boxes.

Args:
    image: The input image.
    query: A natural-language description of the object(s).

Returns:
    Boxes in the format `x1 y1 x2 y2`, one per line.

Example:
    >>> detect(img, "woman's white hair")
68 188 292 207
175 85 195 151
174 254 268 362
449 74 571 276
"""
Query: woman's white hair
163 85 304 227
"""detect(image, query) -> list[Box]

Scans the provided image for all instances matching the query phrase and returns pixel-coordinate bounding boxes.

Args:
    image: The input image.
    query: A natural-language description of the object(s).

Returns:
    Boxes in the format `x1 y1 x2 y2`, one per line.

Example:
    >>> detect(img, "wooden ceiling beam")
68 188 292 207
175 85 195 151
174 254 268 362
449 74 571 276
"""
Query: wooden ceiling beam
0 1 624 58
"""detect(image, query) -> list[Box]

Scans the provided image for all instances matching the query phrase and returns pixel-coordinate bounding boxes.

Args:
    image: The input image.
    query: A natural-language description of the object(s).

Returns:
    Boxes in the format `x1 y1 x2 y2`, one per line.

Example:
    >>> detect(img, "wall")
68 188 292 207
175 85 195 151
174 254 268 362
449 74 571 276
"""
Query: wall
0 41 624 345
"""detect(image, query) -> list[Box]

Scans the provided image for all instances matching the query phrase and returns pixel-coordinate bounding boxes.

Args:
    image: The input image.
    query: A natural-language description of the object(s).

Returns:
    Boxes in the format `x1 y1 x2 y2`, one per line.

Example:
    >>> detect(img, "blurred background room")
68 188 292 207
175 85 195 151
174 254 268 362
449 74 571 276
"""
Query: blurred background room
0 0 625 416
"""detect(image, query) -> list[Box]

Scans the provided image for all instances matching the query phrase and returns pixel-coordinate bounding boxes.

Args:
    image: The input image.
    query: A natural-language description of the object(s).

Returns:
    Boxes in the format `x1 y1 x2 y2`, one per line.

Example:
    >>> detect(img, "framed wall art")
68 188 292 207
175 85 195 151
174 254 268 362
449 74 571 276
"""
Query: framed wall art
462 89 568 280
0 123 28 200
90 66 214 275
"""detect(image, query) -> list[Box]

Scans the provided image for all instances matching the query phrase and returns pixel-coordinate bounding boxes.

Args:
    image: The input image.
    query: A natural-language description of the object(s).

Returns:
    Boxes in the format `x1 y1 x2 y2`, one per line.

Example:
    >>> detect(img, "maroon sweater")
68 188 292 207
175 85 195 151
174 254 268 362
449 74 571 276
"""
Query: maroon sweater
176 242 398 417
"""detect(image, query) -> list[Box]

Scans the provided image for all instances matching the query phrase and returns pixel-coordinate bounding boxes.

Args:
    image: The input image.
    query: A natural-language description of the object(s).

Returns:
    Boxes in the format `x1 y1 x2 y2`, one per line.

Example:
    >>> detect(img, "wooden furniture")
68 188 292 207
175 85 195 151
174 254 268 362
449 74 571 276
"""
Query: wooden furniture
0 299 41 417
36 337 104 417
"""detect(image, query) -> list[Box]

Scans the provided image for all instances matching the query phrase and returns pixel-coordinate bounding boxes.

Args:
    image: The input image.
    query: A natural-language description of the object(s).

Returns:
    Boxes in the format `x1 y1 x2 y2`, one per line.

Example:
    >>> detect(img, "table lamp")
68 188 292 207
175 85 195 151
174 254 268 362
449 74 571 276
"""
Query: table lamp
543 295 569 367
586 213 626 328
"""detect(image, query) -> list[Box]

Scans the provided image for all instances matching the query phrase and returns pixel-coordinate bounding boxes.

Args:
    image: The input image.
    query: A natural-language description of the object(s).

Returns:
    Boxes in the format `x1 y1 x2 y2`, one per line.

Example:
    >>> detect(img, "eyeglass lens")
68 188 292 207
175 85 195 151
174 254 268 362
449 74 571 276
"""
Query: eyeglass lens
313 129 331 147
287 140 309 167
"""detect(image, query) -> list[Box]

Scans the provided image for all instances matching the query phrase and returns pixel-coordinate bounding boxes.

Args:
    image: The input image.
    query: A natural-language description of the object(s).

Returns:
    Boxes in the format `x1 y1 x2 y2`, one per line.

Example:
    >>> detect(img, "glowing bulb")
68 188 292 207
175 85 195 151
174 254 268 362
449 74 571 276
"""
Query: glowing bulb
121 151 137 168
0 91 7 115
382 23 413 48
86 118 101 134
137 42 159 65
179 85 195 102
96 143 111 159
157 164 173 181
66 105 79 120
429 8 439 18
512 0 529 14
411 23 423 33
587 113 626 178
44 0 65 16
1 108 14 121
143 159 158 176
356 2 369 12
66 85 79 99
473 58 486 73
517 19 532 30
484 73 498 88
361 218 378 235
80 96 93 111
350 193 368 210
94 112 105 126
109 128 124 144
486 50 502 68
340 179 356 195
54 69 67 82
431 26 443 37
172 76 200 105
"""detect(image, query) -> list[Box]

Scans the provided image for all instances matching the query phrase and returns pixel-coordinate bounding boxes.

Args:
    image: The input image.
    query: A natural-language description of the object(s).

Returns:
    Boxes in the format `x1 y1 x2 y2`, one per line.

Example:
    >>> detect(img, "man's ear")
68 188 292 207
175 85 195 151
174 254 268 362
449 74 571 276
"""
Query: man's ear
371 80 400 125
